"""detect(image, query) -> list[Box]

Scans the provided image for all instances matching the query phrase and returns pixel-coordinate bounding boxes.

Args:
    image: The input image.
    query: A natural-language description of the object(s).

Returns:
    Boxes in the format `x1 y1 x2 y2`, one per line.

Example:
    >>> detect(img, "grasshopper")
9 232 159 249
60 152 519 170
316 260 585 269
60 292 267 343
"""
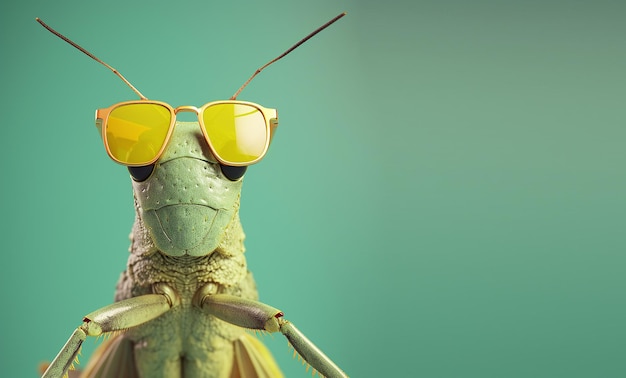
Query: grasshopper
36 13 348 378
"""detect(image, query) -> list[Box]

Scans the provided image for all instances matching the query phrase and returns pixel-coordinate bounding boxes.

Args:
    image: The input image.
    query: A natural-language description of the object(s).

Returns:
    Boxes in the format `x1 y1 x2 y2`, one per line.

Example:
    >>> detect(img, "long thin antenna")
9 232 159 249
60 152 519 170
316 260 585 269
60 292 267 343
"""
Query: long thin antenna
230 12 347 100
35 17 148 100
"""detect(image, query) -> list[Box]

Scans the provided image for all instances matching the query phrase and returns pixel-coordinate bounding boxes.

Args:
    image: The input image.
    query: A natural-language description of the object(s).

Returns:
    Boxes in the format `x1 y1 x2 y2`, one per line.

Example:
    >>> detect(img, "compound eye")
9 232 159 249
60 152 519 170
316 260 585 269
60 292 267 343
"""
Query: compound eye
220 165 247 181
128 165 155 182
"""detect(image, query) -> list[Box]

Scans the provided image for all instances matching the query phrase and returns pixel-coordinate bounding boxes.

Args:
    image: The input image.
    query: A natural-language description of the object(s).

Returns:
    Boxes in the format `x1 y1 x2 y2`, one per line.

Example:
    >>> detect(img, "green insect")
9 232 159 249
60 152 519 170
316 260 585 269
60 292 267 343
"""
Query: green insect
36 13 348 378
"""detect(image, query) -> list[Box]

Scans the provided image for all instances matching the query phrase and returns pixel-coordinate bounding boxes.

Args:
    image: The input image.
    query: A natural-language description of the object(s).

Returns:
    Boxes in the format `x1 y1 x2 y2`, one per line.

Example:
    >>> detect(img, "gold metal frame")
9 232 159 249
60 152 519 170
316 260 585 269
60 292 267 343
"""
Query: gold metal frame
95 100 278 167
36 12 345 166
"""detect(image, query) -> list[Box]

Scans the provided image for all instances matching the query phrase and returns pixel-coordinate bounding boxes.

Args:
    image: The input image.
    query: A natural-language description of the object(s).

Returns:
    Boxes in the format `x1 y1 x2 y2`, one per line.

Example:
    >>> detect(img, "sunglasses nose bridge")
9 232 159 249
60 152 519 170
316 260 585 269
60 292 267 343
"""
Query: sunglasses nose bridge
174 106 203 124
173 105 207 137
171 105 214 159
174 105 201 115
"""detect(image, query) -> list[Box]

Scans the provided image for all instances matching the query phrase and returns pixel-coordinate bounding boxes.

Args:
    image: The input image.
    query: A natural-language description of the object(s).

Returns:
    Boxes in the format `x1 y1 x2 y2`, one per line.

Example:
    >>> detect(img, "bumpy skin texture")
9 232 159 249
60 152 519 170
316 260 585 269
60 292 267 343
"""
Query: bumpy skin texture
83 122 276 378
131 122 244 257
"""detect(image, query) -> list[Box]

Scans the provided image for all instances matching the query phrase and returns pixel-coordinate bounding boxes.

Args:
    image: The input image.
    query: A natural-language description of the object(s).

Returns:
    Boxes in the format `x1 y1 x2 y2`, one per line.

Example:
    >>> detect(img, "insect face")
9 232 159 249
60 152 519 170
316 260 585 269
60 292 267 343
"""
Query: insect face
131 121 244 257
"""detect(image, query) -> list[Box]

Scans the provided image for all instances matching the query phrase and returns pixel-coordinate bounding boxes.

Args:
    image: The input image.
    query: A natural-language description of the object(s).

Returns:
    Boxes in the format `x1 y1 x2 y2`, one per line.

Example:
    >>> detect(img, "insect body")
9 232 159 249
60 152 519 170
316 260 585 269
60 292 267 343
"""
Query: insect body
37 13 348 378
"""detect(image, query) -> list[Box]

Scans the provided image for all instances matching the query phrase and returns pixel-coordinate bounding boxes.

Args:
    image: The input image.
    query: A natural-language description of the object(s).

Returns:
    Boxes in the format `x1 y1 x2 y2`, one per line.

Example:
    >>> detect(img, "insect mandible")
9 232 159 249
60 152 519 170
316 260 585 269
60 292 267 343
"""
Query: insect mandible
36 12 348 378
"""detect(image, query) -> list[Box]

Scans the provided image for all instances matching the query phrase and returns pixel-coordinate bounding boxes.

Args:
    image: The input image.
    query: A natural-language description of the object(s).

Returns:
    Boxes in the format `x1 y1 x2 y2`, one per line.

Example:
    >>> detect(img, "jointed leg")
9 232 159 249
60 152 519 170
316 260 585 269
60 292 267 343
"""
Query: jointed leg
201 294 348 378
42 288 175 378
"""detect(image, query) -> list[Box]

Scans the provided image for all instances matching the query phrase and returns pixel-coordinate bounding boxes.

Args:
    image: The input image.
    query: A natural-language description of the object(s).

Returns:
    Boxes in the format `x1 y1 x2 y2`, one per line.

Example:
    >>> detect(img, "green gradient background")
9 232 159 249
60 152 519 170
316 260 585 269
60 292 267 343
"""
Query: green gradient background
1 0 624 377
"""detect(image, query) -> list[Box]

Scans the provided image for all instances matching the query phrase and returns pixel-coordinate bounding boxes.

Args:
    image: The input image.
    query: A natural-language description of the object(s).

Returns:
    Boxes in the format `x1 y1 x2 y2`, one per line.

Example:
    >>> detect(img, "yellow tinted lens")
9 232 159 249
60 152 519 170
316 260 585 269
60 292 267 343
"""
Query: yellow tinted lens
106 103 172 165
202 103 267 164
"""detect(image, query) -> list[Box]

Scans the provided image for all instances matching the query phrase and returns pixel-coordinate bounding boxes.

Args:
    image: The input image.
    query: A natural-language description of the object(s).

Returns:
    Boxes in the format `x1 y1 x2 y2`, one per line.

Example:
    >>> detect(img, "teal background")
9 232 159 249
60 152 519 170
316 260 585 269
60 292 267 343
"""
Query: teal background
1 0 624 377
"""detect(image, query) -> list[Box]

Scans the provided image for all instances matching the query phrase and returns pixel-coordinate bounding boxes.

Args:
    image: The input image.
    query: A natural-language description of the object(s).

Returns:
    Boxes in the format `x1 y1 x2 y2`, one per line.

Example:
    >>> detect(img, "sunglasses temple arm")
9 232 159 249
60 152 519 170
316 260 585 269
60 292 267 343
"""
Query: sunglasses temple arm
35 18 148 100
230 12 346 100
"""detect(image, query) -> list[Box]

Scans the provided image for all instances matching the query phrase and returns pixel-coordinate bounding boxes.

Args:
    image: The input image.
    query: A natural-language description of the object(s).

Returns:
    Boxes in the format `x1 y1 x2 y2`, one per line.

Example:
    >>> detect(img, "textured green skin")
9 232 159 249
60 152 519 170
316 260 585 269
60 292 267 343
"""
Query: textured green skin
111 121 260 377
131 121 244 257
40 120 346 378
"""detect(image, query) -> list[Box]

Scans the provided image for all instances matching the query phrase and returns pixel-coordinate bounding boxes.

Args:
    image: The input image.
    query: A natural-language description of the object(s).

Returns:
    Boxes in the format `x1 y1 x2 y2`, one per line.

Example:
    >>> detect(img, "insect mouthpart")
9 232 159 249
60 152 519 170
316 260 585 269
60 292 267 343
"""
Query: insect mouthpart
130 123 245 257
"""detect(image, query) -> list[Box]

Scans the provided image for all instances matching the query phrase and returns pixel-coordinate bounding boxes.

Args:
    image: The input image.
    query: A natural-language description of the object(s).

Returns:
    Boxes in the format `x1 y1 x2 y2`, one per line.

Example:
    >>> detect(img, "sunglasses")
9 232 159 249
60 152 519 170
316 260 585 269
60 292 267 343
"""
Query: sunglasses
95 100 277 167
36 13 345 168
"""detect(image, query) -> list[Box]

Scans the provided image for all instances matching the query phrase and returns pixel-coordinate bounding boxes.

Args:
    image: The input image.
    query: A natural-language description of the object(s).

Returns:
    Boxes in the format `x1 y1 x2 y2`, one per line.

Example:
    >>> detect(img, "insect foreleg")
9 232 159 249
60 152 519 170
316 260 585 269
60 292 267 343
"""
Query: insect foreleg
41 289 175 378
201 294 349 378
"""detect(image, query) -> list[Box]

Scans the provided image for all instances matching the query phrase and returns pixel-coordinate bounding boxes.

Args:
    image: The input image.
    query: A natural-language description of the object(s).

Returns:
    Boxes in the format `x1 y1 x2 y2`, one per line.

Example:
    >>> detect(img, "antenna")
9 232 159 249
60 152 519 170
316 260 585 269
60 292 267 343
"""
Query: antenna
35 17 148 100
230 12 347 100
36 12 347 101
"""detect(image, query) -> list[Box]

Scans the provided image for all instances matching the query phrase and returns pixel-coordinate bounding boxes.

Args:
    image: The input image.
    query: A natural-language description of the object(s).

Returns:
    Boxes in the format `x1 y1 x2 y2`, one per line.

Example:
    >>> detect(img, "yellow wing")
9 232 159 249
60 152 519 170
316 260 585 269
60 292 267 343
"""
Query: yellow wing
49 332 283 378
81 335 138 378
231 333 284 378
